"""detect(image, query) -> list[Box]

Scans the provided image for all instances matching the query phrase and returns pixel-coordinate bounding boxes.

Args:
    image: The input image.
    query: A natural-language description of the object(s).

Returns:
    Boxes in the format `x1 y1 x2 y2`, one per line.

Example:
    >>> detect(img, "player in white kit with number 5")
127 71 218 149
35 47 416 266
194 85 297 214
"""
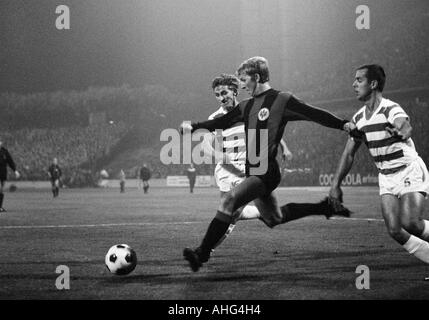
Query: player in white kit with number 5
329 64 429 265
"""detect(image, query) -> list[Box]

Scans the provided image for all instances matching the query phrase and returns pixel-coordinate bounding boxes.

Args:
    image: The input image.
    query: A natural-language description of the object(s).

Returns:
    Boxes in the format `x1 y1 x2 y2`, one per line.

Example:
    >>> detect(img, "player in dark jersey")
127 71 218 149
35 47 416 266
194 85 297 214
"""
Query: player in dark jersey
180 57 354 271
0 138 20 212
139 164 151 194
48 157 62 198
186 163 197 193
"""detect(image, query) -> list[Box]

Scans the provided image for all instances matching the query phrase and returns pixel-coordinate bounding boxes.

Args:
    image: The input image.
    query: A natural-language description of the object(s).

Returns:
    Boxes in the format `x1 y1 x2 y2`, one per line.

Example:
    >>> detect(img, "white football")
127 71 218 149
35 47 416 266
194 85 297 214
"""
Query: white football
105 244 137 275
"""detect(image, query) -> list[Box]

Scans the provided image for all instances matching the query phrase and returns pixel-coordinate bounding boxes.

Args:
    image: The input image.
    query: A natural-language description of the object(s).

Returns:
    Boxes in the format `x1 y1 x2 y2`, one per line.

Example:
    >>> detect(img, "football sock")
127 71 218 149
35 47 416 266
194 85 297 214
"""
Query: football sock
0 192 3 207
213 224 236 249
239 205 261 220
199 211 232 259
280 202 325 223
420 220 429 241
403 235 429 264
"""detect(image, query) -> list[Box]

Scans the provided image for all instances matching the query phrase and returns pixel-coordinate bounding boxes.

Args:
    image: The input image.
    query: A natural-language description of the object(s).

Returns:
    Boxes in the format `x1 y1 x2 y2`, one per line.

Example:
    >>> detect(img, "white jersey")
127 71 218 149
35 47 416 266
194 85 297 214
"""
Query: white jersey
352 98 418 174
208 106 246 164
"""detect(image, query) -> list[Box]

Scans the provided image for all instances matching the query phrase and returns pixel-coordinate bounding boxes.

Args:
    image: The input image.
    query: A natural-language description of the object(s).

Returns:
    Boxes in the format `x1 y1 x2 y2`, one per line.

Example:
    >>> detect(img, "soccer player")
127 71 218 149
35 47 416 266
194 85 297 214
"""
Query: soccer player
48 157 62 198
180 57 353 271
186 163 197 193
329 64 429 264
0 138 20 212
201 74 293 251
119 169 126 193
139 164 151 194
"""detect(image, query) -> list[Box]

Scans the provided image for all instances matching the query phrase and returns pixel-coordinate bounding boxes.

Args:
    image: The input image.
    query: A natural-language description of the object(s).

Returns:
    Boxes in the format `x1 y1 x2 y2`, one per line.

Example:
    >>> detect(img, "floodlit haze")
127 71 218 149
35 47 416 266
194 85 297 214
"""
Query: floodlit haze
1 0 427 99
0 0 240 95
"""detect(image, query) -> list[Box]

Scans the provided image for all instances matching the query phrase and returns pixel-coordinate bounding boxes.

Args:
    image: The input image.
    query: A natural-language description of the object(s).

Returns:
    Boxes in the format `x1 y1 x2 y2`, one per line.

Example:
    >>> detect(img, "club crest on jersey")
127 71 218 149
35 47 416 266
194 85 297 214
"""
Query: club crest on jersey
258 108 270 121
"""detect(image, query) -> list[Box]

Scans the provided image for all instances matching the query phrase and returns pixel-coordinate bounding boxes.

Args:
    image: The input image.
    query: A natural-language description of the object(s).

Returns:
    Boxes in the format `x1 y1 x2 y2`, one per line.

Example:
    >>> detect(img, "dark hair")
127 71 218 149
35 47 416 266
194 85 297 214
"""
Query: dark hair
211 74 240 92
356 64 386 92
236 56 270 83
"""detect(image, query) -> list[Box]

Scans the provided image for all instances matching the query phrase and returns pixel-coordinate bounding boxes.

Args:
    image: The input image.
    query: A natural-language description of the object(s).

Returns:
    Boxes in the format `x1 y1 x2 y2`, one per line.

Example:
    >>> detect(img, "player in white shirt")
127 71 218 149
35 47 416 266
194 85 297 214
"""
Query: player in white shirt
329 64 429 265
201 74 292 251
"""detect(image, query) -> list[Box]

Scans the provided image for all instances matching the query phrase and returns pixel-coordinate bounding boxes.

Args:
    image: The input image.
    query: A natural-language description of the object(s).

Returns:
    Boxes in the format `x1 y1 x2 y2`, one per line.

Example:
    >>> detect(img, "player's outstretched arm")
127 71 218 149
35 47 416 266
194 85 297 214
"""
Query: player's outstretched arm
188 107 243 133
329 137 361 202
179 121 193 134
285 95 348 131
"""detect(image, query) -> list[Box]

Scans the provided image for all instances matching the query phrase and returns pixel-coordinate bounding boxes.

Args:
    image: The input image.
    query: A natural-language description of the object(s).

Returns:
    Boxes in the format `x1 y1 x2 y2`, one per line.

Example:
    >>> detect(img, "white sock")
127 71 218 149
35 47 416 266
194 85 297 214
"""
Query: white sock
421 220 429 240
239 205 261 220
403 235 429 264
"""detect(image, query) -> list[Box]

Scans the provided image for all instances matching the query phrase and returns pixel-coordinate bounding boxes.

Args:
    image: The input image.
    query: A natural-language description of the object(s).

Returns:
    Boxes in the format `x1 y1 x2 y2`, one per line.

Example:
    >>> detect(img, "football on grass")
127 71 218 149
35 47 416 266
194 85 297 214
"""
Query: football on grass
105 244 137 275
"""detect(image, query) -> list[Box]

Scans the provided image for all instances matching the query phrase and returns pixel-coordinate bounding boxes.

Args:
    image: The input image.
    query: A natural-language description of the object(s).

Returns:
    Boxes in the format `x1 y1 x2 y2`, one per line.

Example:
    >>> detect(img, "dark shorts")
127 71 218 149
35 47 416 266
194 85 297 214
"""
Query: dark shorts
248 160 281 195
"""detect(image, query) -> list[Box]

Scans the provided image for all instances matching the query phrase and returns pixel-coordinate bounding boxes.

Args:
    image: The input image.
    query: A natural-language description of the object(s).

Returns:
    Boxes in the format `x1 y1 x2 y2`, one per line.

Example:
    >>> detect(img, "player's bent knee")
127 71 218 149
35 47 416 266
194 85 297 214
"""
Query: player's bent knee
386 225 404 241
220 191 237 213
402 219 423 237
259 213 281 228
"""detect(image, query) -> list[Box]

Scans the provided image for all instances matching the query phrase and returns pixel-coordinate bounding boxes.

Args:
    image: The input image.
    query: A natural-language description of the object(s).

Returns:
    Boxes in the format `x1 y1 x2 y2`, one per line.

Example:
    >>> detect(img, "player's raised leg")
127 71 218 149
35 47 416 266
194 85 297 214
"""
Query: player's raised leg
382 194 429 264
253 190 350 229
183 176 266 271
400 192 429 242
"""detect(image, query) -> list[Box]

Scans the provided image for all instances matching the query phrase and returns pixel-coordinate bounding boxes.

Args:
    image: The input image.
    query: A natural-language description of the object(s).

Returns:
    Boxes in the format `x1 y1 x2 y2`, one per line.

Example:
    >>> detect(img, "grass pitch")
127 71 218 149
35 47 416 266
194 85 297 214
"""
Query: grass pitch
0 186 428 300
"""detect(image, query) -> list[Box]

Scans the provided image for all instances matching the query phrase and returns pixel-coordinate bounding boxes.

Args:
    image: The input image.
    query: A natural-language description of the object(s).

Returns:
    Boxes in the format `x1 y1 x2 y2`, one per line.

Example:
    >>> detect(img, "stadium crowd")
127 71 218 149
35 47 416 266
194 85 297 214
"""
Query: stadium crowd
0 122 128 182
0 94 426 188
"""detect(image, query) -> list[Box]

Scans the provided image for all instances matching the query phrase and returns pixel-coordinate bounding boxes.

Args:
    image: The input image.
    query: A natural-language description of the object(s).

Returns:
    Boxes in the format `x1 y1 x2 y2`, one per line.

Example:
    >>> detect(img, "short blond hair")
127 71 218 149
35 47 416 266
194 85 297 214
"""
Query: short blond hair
236 56 270 83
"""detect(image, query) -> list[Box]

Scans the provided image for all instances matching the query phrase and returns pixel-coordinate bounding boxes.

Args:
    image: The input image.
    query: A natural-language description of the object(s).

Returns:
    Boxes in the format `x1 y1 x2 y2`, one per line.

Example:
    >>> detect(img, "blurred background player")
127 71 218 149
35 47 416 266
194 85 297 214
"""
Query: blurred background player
329 64 429 265
48 157 62 198
119 169 126 193
99 168 109 188
181 57 353 271
139 163 151 194
186 163 196 193
0 138 20 212
201 73 294 253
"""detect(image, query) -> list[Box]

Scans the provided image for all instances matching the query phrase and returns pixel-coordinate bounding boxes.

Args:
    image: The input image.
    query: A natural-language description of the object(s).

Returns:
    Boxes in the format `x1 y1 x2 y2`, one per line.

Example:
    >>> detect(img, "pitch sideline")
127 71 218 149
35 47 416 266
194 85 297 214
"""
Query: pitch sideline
0 217 384 229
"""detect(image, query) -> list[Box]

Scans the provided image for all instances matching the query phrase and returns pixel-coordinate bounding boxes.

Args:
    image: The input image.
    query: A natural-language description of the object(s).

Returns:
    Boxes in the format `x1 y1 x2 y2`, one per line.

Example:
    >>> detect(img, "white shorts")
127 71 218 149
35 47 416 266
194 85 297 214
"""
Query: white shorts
214 162 246 192
379 157 429 198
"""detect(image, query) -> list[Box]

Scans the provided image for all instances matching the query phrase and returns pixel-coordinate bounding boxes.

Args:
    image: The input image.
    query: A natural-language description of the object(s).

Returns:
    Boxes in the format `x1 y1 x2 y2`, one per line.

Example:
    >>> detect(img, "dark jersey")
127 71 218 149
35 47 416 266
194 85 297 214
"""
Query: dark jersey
48 164 62 180
187 168 196 181
192 89 347 176
140 167 151 181
0 147 16 180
